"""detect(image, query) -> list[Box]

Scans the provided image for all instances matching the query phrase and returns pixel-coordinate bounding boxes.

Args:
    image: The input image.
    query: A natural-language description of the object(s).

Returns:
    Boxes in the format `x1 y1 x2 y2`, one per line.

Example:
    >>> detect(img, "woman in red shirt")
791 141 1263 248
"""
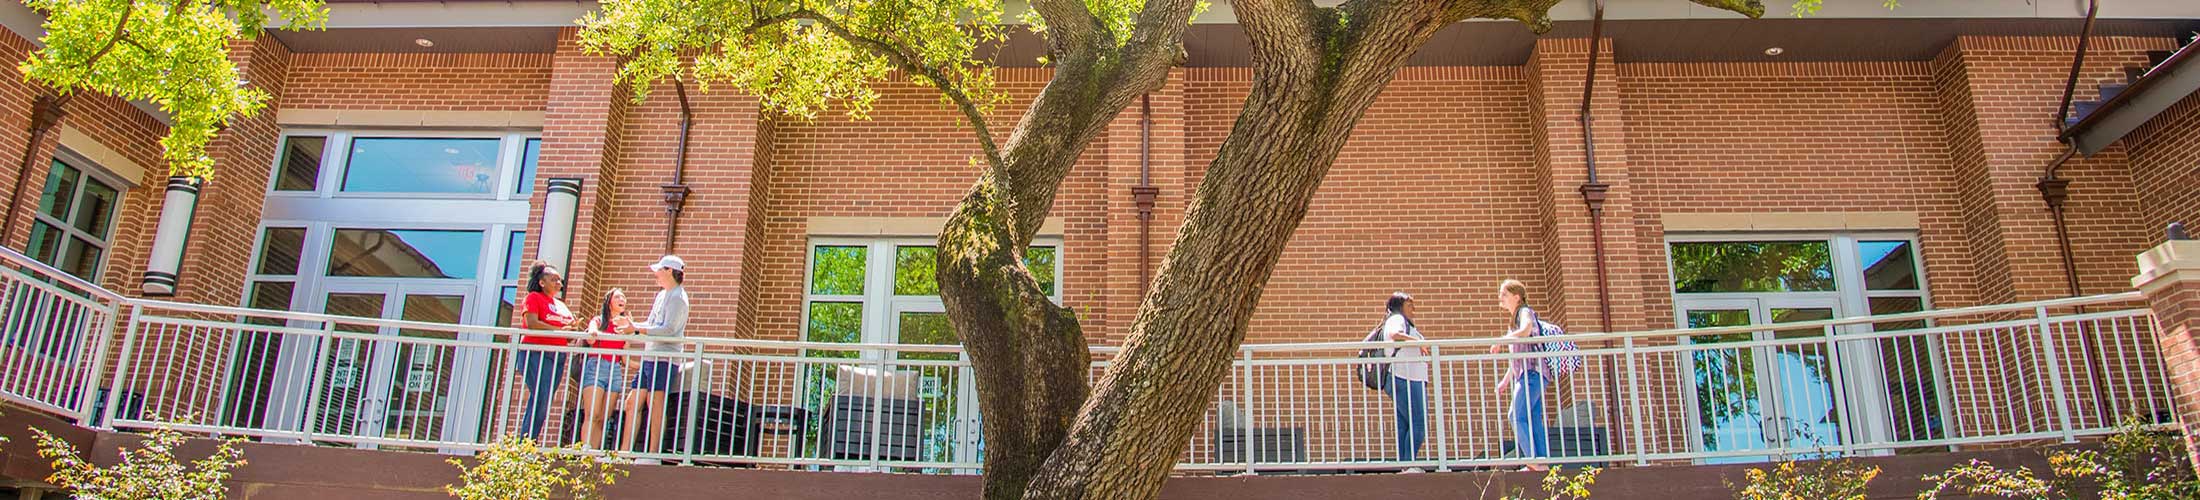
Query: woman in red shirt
515 261 578 442
575 288 634 449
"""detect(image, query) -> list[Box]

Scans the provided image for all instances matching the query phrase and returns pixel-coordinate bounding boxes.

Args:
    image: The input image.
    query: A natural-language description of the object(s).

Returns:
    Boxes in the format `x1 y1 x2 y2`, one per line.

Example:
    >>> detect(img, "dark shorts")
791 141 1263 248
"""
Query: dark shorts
631 360 678 392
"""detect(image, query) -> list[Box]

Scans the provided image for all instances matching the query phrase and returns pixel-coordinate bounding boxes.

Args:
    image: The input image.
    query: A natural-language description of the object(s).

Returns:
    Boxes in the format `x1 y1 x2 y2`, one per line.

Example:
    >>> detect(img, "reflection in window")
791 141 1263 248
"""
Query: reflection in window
810 246 867 295
275 136 326 191
896 312 957 361
895 246 938 296
36 162 78 219
515 139 541 195
1670 241 1834 293
340 138 502 194
256 228 307 276
496 286 519 328
503 231 527 281
1026 246 1058 296
246 282 295 326
1859 241 1920 291
326 229 485 279
30 160 120 281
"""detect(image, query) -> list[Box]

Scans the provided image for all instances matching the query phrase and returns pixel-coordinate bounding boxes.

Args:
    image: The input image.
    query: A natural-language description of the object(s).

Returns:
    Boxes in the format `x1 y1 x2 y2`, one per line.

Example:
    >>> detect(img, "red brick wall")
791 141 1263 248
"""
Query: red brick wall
2127 92 2200 246
282 53 551 112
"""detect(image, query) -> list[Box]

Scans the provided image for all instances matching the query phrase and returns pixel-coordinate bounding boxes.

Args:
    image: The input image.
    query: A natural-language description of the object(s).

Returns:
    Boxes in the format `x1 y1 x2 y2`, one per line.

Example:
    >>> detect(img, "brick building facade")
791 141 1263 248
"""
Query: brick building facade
0 6 2197 465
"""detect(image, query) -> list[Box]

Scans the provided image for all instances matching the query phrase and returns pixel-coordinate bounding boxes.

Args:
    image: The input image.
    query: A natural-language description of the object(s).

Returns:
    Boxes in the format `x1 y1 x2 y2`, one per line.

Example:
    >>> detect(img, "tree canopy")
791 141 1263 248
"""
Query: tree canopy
19 0 325 179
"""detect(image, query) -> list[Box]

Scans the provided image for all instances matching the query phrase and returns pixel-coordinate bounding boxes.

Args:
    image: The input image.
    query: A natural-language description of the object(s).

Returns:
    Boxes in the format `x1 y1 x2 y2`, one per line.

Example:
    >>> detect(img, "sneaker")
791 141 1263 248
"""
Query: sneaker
1402 468 1425 474
634 458 662 465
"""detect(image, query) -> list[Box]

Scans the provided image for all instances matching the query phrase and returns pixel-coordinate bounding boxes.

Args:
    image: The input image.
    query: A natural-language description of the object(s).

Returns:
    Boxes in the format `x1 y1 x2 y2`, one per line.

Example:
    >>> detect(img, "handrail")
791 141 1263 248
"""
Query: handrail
0 244 128 302
0 240 2153 356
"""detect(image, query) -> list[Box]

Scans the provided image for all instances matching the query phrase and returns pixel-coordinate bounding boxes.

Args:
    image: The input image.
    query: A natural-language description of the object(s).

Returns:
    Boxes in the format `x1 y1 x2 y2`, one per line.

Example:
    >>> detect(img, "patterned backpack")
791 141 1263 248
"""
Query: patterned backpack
1532 311 1583 378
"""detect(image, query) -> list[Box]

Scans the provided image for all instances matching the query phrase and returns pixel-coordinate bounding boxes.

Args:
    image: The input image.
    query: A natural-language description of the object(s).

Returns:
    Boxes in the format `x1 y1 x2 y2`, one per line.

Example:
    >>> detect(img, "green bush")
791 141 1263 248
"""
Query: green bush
32 426 247 500
444 436 626 500
1729 458 1880 500
1503 467 1602 500
1918 418 2199 500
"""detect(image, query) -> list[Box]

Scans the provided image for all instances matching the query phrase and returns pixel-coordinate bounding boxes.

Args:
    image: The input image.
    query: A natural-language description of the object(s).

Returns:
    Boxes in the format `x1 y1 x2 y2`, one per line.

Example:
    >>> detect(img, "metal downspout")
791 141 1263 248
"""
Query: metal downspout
2042 0 2111 426
1576 0 1626 462
662 79 696 254
2 94 68 250
1134 95 1159 292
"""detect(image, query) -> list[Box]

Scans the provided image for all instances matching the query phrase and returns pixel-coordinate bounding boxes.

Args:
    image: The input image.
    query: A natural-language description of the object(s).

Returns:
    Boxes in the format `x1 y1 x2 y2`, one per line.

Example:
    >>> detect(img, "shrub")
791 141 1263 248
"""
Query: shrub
1729 458 1881 500
1918 418 2199 499
32 426 247 500
1502 467 1602 500
445 436 626 500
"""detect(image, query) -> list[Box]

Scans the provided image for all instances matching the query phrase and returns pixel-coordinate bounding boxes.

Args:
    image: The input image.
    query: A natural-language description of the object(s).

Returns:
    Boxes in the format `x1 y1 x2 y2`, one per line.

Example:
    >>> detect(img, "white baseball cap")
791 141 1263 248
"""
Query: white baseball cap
649 255 686 272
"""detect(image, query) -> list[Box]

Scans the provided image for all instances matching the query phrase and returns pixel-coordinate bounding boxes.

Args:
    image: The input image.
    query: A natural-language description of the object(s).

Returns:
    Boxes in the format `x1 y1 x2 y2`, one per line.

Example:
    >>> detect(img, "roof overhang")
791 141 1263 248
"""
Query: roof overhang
2065 42 2199 156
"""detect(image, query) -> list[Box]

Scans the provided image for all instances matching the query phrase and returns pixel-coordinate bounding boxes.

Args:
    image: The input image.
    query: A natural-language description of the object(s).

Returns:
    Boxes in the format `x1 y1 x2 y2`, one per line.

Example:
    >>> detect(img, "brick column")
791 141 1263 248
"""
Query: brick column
529 28 632 303
2131 240 2200 468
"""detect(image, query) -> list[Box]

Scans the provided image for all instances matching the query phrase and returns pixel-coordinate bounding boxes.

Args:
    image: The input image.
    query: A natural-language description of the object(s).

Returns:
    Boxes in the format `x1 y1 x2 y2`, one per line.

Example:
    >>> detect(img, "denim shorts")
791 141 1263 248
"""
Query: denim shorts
631 360 678 392
578 357 625 390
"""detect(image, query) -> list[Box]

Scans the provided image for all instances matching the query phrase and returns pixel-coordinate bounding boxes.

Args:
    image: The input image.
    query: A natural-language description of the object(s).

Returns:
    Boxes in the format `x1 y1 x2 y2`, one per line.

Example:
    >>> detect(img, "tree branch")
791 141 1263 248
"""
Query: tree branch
1027 0 1106 55
749 7 1007 168
80 0 138 70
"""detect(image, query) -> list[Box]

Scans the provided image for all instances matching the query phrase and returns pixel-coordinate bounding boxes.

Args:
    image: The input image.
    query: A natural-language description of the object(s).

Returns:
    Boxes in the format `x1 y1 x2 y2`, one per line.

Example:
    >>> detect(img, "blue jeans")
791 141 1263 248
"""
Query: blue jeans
515 350 568 440
1388 376 1428 461
1511 370 1549 459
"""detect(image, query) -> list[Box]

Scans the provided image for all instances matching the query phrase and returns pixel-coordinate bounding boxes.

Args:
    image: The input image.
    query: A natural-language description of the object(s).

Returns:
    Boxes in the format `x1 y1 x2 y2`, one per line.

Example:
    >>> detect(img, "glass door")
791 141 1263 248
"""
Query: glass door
1681 297 1843 462
311 281 474 448
890 304 980 470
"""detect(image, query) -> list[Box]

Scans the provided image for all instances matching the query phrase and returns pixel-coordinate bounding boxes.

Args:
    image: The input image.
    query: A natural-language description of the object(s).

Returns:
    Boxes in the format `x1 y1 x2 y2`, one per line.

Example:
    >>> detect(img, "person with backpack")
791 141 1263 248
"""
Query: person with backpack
1379 292 1430 470
1491 279 1549 471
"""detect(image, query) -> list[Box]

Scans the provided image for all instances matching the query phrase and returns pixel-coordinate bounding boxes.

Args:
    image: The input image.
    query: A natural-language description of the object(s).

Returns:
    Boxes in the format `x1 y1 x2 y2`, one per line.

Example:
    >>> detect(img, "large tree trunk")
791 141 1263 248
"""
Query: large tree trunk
935 5 1194 497
1018 1 1458 498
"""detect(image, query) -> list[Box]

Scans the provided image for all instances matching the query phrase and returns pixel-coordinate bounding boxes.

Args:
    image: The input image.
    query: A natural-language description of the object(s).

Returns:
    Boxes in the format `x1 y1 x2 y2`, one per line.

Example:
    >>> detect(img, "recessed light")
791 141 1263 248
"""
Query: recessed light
443 148 461 154
415 38 435 48
1764 47 1785 56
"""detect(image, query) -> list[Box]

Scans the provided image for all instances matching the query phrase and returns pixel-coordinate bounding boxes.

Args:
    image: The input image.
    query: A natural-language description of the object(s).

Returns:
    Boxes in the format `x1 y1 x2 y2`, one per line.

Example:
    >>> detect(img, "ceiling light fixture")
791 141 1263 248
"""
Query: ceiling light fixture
415 38 436 48
1764 47 1786 56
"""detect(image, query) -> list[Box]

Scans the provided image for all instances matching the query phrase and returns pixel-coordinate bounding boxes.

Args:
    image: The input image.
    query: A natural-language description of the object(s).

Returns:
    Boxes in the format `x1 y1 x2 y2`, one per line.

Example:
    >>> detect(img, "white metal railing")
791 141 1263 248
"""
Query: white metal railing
0 245 2176 473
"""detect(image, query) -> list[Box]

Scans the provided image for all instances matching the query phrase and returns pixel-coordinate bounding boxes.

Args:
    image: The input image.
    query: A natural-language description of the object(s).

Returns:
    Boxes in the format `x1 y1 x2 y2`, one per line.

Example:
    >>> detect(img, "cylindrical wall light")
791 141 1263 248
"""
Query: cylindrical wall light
140 176 201 296
537 178 582 274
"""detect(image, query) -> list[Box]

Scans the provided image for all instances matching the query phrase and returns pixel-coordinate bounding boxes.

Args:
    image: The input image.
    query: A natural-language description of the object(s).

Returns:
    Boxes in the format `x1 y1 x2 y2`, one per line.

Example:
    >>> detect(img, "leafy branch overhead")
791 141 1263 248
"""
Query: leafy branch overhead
19 0 326 179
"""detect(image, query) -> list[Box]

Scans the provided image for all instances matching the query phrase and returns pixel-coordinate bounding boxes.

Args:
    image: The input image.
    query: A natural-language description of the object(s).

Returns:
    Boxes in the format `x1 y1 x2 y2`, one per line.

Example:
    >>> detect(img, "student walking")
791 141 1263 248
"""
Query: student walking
515 261 578 442
1491 279 1549 471
620 255 690 465
1381 292 1430 470
577 288 634 450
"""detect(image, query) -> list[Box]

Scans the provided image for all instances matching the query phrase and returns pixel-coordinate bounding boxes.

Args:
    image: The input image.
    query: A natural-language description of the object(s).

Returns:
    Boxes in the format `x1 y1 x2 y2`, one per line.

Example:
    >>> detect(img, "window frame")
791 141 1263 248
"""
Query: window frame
800 237 1067 352
29 149 129 282
265 130 538 202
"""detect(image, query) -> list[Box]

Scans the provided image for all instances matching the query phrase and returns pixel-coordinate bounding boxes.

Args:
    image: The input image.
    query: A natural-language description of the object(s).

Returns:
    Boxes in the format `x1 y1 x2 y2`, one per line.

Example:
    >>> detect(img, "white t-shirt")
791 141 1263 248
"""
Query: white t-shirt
1383 314 1429 382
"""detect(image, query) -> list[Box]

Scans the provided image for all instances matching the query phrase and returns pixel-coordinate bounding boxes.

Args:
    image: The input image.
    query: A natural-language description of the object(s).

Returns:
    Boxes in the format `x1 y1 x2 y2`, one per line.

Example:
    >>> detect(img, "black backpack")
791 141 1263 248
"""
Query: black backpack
1357 315 1412 391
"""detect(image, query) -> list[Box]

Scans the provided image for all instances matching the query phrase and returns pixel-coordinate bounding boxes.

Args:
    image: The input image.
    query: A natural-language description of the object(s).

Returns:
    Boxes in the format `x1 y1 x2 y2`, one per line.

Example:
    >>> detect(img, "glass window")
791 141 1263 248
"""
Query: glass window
1670 241 1834 293
340 138 502 194
256 228 307 276
29 160 120 281
503 231 527 281
1026 246 1058 296
515 139 541 195
1858 241 1920 291
895 246 938 296
326 229 485 279
274 136 326 191
36 162 78 219
246 282 296 326
810 246 867 295
496 286 519 329
805 302 863 355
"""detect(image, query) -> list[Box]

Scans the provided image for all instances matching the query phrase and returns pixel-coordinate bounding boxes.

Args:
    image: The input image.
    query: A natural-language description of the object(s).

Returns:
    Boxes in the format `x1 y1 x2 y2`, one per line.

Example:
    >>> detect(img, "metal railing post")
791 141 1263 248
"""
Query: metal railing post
868 353 887 471
298 321 340 443
680 343 704 465
73 301 121 424
1821 323 1855 456
93 304 143 430
1624 336 1648 466
1240 348 1255 475
1427 345 1448 471
2036 306 2077 442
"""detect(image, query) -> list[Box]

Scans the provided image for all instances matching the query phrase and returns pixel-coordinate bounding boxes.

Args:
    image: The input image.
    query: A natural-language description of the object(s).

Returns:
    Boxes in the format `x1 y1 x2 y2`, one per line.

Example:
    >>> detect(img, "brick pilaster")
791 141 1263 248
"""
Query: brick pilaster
529 28 633 304
2132 240 2200 469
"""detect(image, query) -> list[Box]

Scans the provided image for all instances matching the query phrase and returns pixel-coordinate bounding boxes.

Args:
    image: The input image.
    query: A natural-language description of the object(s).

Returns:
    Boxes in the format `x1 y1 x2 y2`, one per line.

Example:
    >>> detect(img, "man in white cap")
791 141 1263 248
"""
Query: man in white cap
618 255 689 464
